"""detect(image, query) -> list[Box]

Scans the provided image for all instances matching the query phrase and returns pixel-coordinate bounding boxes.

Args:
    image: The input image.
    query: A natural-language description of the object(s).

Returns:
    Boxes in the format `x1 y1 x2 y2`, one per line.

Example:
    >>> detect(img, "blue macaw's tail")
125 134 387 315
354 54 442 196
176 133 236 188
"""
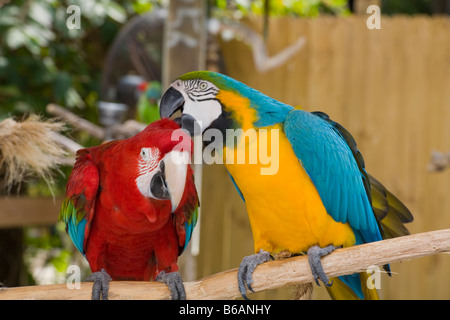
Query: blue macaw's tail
332 228 379 299
328 274 380 300
329 173 413 299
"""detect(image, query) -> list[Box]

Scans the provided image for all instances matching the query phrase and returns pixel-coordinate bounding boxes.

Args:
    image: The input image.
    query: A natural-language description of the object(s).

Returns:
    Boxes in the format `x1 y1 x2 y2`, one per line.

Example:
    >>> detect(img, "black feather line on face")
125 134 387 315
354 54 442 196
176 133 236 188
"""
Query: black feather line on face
203 109 234 147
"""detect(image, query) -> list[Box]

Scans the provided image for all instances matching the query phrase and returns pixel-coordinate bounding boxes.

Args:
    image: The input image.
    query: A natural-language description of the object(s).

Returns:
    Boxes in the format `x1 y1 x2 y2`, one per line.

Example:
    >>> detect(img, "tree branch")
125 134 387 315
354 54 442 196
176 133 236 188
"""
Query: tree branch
1 229 449 300
210 18 306 73
46 104 106 140
46 104 147 143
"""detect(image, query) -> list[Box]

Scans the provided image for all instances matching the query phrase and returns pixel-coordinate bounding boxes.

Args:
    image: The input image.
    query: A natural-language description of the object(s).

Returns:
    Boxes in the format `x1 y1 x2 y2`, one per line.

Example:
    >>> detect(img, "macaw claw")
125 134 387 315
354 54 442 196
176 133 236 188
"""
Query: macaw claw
86 268 113 300
237 249 273 300
307 245 336 287
156 271 186 300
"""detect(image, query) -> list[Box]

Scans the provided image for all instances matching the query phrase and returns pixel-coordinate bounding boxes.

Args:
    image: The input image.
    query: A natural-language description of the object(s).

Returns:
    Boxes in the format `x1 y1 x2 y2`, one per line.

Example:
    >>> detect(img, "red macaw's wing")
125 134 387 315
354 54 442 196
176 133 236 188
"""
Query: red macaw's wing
173 164 199 255
59 149 99 254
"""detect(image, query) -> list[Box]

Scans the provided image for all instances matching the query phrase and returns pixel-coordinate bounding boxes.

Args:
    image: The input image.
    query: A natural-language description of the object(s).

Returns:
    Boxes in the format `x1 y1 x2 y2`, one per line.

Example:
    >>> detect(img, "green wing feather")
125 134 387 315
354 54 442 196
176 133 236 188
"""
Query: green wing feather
59 149 99 254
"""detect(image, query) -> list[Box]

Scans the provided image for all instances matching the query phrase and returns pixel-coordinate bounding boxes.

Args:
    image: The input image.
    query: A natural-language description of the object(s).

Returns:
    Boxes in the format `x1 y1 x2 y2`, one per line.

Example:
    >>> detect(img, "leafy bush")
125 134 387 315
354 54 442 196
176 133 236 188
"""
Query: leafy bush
0 0 158 122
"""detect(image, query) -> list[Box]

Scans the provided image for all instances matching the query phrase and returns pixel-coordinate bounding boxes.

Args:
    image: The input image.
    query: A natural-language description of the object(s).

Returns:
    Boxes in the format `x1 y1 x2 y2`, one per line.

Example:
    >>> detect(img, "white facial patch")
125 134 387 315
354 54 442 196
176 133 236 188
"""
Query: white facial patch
183 98 222 133
136 147 161 198
172 80 222 133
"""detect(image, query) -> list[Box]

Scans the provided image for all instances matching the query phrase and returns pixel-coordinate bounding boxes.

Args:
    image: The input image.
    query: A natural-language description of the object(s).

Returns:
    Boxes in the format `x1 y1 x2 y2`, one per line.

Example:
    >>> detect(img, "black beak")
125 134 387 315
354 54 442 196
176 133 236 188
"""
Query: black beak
159 87 185 119
180 114 199 136
150 162 170 200
159 86 201 136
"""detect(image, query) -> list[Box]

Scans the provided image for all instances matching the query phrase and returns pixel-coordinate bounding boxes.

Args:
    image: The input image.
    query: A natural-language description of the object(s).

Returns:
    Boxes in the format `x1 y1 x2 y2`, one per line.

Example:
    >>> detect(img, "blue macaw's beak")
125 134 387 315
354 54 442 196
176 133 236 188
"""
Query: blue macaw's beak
160 87 184 119
159 87 198 136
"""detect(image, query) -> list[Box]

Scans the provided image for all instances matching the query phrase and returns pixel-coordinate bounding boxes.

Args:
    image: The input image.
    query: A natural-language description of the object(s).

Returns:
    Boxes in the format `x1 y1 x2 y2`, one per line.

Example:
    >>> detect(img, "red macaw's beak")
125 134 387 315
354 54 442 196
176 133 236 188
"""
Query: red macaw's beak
162 150 190 212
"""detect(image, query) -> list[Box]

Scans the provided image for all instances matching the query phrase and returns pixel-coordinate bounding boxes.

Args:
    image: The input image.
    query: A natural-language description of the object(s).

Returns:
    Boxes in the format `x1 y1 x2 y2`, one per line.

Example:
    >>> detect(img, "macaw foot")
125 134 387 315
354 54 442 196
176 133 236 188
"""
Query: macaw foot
86 268 113 300
156 271 186 300
237 249 273 300
307 245 336 286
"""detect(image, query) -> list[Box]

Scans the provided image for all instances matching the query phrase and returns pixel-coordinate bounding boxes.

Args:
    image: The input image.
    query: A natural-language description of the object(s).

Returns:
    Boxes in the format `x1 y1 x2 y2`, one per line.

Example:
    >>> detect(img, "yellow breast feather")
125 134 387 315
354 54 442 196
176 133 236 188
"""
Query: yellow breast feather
224 124 355 254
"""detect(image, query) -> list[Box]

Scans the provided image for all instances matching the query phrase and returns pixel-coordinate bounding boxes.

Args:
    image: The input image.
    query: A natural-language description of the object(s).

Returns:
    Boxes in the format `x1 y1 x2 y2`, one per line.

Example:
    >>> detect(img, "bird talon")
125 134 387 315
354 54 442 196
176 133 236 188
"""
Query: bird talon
86 268 112 300
307 245 336 287
156 271 186 300
237 249 272 299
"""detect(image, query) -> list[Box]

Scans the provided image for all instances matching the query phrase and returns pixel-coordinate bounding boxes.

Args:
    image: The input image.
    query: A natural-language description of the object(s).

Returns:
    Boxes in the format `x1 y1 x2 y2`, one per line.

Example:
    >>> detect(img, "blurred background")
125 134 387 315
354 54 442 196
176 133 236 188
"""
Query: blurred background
0 0 449 299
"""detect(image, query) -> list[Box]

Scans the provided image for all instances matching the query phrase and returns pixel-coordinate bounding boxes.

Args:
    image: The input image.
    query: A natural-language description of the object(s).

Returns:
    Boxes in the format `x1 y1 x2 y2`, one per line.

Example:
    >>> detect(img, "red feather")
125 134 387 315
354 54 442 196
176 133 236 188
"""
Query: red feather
64 119 198 281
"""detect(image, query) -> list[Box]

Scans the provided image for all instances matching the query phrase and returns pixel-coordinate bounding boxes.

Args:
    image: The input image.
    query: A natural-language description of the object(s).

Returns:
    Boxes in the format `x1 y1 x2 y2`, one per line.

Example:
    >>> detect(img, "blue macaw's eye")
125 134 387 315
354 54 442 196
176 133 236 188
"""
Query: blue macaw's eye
199 82 208 90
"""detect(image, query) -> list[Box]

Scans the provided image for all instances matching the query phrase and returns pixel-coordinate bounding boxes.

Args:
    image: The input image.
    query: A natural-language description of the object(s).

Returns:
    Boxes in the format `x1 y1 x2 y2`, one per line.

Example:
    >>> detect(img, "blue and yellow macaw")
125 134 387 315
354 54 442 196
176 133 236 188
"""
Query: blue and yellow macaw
159 71 413 300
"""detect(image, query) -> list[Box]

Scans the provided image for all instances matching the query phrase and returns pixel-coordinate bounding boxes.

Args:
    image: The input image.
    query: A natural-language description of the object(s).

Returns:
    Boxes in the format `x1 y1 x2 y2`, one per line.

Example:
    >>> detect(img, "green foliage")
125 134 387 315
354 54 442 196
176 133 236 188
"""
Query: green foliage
0 0 159 286
0 0 154 122
382 0 433 15
23 225 70 284
213 0 350 18
23 224 90 284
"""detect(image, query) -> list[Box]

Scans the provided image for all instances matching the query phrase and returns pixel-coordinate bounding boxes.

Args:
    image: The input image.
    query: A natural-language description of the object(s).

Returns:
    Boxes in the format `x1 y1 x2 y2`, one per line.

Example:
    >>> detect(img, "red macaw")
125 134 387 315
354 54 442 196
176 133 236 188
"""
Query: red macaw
59 119 198 300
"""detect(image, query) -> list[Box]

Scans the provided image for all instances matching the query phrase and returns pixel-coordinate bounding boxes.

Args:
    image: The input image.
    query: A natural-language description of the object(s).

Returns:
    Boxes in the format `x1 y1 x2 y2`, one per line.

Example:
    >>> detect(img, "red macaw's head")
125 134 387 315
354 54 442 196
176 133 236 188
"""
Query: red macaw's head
108 118 194 222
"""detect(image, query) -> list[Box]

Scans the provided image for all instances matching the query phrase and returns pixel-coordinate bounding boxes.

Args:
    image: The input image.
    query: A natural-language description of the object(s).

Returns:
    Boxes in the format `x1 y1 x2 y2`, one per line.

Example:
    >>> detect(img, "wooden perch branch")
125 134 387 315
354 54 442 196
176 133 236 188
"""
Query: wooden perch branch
1 229 449 300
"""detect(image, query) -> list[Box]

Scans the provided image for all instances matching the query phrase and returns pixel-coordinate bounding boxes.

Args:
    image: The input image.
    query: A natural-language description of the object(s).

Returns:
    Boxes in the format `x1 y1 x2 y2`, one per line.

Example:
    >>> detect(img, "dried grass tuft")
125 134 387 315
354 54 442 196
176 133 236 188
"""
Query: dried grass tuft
0 115 67 192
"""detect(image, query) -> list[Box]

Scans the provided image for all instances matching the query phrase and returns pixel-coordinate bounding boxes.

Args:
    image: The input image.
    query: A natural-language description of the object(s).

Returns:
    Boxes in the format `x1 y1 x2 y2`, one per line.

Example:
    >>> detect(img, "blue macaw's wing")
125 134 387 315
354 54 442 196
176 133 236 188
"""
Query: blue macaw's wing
284 109 382 245
284 109 385 299
228 171 245 202
312 112 412 238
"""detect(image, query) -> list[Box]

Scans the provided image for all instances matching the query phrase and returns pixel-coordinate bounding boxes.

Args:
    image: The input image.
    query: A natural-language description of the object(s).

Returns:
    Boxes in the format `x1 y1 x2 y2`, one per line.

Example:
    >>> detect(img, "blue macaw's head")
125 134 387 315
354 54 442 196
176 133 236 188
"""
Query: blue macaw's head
159 71 293 137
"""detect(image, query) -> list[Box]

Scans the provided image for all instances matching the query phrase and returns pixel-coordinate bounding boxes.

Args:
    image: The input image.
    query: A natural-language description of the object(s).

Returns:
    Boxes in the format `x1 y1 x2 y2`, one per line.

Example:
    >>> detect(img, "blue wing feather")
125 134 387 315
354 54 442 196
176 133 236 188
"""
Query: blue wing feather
58 150 99 256
228 171 245 202
68 217 87 254
59 198 89 255
183 206 198 251
284 109 382 244
284 109 383 299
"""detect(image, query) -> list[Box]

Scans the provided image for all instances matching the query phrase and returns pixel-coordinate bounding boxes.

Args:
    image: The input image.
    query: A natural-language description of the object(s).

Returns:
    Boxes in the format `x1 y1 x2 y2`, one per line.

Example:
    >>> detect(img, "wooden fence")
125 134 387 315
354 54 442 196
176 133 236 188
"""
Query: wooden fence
194 15 450 299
